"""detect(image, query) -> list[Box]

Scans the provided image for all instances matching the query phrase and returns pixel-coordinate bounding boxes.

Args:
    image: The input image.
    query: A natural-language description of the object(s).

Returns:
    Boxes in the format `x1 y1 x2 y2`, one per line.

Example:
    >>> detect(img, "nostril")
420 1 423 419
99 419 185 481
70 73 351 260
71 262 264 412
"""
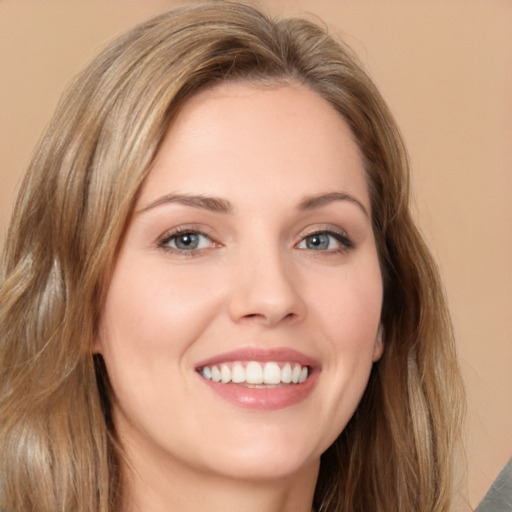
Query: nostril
238 311 300 327
240 313 266 323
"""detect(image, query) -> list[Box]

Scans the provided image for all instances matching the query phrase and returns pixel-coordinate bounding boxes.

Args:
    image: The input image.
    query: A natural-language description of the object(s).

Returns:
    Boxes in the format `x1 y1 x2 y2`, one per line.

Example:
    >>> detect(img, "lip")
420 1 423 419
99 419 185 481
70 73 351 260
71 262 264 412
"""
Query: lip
195 347 320 411
195 347 320 369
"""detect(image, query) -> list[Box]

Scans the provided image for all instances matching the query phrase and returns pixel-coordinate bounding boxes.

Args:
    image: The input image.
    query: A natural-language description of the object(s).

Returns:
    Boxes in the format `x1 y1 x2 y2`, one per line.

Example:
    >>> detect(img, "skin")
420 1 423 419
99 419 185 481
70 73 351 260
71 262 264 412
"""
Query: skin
96 81 384 512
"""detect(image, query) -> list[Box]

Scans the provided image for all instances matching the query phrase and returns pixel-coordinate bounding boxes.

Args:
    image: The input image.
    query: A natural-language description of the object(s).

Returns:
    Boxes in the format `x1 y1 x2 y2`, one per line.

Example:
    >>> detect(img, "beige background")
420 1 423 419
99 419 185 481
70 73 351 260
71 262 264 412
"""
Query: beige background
0 1 510 509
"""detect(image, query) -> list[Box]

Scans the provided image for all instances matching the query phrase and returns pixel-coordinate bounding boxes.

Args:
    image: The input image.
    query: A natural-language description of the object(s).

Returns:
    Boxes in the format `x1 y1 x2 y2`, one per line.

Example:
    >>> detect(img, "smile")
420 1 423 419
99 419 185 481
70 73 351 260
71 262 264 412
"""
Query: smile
198 361 309 386
195 348 319 410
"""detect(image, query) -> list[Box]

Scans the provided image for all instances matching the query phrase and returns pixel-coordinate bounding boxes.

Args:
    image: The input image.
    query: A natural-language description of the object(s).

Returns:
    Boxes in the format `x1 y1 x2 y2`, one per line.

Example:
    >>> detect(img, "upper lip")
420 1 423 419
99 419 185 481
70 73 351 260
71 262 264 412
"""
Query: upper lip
195 347 320 370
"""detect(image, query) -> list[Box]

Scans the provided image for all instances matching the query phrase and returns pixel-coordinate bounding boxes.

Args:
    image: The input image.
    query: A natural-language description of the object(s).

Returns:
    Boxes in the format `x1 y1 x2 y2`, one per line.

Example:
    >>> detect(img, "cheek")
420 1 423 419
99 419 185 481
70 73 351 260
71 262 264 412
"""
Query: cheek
101 259 219 342
306 259 382 427
96 261 225 397
312 260 382 346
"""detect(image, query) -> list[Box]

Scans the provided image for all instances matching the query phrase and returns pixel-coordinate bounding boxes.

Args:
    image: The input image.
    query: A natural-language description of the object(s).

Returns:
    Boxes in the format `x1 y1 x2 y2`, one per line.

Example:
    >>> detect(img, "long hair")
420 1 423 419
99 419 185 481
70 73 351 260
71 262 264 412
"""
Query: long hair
0 3 464 511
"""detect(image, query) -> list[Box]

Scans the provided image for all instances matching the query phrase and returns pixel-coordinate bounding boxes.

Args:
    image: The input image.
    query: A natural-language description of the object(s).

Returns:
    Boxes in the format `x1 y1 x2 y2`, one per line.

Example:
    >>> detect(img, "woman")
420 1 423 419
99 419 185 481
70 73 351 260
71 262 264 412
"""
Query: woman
0 2 465 511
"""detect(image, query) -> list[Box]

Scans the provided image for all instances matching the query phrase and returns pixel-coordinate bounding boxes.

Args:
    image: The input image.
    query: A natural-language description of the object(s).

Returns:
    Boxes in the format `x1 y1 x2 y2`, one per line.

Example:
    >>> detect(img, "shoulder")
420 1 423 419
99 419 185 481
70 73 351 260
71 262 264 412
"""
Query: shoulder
475 458 512 512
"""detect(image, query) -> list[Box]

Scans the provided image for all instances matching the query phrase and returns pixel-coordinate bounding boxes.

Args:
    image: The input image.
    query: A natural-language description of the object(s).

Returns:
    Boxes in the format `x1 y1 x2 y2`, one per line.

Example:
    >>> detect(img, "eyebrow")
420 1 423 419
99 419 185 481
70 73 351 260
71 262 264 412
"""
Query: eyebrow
137 193 233 215
298 192 369 217
137 191 368 217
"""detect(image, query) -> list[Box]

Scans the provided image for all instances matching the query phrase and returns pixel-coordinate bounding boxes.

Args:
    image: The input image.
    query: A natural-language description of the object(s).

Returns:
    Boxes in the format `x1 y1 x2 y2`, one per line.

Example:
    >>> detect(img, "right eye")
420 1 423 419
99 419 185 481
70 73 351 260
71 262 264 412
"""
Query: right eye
159 230 215 253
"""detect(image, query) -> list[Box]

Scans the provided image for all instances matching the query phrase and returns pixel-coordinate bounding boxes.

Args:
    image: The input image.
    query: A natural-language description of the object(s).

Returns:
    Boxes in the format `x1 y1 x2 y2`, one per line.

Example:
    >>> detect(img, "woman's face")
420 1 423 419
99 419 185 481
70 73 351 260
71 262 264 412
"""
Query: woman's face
96 82 383 484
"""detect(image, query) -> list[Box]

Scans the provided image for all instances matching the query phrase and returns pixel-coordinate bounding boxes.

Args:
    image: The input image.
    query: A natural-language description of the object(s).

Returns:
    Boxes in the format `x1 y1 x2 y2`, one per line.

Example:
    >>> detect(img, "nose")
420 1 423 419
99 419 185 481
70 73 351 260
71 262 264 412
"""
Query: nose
227 246 306 327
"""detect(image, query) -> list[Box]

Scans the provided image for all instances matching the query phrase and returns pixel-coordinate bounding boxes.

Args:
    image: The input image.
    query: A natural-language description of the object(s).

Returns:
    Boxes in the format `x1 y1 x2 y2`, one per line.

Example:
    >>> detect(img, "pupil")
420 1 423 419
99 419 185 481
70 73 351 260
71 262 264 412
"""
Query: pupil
308 234 328 250
176 233 198 249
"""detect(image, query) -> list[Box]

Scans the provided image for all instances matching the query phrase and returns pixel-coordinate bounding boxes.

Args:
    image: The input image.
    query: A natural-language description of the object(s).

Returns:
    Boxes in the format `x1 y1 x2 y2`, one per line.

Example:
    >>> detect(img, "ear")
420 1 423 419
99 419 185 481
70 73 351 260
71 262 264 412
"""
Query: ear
372 325 384 362
92 334 103 355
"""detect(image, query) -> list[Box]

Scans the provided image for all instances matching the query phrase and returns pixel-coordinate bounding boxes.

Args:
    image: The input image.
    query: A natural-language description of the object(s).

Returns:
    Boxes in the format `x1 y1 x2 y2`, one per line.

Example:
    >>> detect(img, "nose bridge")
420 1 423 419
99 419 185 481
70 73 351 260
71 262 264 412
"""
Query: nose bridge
228 232 305 326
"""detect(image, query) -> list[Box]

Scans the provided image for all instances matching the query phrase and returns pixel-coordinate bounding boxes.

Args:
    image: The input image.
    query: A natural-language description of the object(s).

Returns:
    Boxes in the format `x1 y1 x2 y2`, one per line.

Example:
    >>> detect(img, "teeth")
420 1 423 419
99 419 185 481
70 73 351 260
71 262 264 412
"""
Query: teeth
199 361 310 385
220 364 231 383
263 362 281 385
231 363 245 383
291 363 301 383
246 361 263 384
281 363 292 383
211 366 221 382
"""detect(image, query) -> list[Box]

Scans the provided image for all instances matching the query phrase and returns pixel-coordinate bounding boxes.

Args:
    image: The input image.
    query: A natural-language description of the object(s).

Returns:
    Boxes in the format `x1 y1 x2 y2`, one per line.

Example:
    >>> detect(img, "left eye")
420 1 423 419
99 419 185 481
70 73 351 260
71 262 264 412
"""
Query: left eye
161 231 213 251
296 231 348 251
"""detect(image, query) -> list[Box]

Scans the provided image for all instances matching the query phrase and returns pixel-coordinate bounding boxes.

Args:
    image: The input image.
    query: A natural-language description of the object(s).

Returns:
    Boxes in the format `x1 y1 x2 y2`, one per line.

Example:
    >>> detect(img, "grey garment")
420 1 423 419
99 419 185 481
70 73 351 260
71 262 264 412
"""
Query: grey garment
475 458 512 512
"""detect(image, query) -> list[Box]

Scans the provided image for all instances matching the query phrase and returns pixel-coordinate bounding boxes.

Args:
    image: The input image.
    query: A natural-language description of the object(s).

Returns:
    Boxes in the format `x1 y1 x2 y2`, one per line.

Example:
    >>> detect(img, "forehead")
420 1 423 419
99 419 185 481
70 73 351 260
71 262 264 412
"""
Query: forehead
139 81 369 212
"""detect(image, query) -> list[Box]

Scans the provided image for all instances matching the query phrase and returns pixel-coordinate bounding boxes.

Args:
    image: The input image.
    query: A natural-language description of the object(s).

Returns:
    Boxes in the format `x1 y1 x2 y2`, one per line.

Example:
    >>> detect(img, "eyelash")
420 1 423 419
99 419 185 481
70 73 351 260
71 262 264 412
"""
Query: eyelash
158 227 218 256
157 227 355 256
297 229 355 253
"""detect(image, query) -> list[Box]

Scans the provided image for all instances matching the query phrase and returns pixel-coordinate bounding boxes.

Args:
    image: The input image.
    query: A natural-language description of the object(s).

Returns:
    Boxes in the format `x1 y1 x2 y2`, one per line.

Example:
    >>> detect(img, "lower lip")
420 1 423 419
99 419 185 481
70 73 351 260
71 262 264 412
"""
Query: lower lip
199 371 319 410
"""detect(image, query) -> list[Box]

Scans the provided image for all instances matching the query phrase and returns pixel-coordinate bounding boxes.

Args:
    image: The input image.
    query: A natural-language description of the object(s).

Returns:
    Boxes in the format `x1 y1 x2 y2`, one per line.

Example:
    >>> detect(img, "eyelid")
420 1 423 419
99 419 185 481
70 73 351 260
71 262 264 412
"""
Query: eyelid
296 225 355 251
157 225 220 254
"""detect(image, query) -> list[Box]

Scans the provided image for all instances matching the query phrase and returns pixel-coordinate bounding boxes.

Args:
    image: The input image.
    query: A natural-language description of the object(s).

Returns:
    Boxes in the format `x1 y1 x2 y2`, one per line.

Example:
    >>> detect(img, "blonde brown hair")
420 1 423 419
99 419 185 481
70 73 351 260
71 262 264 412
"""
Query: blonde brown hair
0 3 464 511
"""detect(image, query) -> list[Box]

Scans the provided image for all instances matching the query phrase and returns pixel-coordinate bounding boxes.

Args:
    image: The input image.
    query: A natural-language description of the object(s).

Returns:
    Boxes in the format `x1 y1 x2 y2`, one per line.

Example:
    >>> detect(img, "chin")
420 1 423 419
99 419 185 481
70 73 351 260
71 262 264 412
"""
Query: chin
190 423 326 483
205 450 320 483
